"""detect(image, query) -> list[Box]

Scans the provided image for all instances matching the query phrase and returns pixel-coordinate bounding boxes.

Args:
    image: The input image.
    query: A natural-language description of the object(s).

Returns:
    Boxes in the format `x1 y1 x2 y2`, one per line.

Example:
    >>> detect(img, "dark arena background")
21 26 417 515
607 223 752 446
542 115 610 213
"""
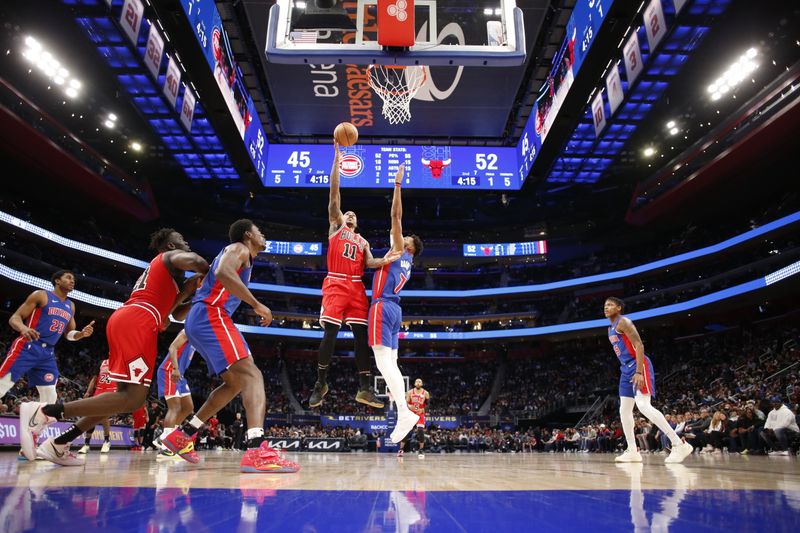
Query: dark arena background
1 0 799 531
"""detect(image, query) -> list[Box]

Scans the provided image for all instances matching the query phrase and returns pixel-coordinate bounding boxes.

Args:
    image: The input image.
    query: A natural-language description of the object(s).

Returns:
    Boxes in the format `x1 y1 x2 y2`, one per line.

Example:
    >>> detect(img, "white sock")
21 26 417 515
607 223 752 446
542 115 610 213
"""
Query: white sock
246 427 264 440
619 396 637 451
188 416 204 429
36 385 57 404
635 392 682 446
373 346 410 413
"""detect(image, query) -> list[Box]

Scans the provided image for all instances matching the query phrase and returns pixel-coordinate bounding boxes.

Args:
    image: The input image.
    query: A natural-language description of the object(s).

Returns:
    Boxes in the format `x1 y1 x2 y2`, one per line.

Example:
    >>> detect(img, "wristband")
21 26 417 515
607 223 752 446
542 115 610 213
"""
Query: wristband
66 330 80 341
634 371 642 375
395 183 401 187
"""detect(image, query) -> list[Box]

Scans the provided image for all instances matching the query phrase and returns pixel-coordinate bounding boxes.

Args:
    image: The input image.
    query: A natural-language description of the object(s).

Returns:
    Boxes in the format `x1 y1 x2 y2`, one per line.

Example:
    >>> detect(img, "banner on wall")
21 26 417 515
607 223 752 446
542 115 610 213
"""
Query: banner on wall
120 0 144 45
180 86 196 132
320 414 465 431
591 91 606 137
144 24 165 79
0 417 133 447
605 63 624 114
644 0 667 51
623 31 644 85
163 55 181 109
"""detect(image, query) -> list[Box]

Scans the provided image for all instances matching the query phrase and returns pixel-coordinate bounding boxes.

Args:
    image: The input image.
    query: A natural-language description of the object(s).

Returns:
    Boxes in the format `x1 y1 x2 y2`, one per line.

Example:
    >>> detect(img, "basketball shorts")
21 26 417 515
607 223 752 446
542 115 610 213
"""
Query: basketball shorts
157 366 191 399
415 412 426 428
0 337 58 387
185 303 251 376
132 406 148 430
619 356 656 398
320 277 369 328
368 299 402 349
107 306 159 387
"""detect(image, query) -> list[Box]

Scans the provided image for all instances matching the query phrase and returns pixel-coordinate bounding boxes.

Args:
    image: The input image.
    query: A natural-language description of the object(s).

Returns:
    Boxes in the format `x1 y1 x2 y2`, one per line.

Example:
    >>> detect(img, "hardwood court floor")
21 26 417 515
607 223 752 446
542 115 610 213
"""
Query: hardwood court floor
2 451 799 531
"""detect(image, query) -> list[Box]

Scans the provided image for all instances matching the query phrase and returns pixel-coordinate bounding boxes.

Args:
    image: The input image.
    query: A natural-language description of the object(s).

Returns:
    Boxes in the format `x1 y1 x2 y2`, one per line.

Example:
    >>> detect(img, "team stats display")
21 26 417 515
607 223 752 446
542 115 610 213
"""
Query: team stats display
463 240 547 257
264 144 519 190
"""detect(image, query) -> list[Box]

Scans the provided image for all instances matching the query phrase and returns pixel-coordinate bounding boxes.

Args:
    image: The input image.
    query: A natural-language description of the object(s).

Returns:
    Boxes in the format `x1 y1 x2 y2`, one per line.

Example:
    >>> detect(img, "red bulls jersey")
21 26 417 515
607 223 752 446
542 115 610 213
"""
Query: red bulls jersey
327 225 368 278
409 388 427 416
127 253 180 325
94 359 116 395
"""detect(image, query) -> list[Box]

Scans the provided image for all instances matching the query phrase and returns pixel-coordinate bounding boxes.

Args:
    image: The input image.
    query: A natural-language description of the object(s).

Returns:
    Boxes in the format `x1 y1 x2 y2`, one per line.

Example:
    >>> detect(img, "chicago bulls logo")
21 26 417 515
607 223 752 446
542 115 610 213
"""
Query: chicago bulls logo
128 357 149 384
421 157 451 178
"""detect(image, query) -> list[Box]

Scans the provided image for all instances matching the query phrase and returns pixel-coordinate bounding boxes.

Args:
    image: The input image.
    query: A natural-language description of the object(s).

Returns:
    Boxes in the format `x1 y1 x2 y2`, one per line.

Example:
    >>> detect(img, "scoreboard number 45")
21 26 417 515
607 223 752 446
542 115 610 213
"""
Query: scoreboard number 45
287 151 311 168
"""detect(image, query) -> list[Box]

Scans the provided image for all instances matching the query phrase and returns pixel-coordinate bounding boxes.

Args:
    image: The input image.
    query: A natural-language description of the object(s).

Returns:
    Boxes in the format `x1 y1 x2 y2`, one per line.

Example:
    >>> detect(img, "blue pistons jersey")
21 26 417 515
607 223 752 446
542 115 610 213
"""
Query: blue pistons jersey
371 250 413 303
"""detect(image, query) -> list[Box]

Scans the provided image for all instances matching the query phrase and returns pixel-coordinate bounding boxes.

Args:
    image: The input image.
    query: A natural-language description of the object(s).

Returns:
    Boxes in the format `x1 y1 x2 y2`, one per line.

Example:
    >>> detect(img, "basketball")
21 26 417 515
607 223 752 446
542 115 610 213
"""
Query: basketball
334 122 359 146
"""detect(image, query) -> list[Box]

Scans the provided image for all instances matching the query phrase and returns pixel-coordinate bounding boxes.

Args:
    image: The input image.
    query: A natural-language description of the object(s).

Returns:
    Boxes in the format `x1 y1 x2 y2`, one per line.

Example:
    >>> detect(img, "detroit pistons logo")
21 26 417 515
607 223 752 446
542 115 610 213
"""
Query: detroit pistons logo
44 373 55 383
339 154 364 178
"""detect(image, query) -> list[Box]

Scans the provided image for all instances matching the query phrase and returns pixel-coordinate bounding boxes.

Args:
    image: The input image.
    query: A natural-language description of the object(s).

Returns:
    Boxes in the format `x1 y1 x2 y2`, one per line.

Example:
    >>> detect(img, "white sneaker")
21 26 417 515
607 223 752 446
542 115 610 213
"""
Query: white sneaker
19 402 56 461
614 449 643 463
78 444 90 454
768 450 789 456
100 441 111 454
36 438 85 466
390 410 420 444
665 442 694 464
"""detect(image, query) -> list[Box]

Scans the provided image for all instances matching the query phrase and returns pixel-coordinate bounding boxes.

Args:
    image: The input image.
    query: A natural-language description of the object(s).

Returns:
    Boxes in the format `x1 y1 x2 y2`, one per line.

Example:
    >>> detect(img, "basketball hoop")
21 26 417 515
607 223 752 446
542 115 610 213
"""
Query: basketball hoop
367 64 426 125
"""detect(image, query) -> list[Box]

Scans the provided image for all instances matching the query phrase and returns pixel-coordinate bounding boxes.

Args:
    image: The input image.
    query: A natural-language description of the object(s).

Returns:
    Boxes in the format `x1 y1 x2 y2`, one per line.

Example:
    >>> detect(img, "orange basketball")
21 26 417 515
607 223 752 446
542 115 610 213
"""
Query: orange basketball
334 122 359 146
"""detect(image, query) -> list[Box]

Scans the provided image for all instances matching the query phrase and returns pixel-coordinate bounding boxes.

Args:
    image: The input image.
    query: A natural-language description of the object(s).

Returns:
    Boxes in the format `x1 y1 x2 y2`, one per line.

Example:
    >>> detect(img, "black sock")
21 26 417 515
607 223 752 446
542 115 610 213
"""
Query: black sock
317 364 329 385
104 435 110 442
54 424 84 446
181 421 200 437
358 371 371 391
84 434 92 445
42 403 64 420
246 436 266 449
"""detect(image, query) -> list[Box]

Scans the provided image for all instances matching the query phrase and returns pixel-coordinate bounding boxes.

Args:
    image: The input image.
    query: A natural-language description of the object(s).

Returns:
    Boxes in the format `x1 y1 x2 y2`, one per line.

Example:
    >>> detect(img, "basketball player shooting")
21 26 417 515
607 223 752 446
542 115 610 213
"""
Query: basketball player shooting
308 140 402 409
604 297 693 464
19 229 208 465
368 163 424 444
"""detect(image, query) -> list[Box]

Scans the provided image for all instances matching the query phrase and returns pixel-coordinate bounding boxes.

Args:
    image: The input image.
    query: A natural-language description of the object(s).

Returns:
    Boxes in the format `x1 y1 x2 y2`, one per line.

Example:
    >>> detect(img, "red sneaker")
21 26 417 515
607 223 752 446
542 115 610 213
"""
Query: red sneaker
161 429 200 464
240 442 300 473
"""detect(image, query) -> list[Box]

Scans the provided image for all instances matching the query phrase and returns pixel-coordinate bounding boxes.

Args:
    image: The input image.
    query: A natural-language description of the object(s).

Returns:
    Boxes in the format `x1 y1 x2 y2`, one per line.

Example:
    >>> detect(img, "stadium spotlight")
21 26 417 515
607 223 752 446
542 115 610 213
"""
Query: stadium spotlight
131 141 143 152
22 36 82 99
708 47 758 101
643 147 656 157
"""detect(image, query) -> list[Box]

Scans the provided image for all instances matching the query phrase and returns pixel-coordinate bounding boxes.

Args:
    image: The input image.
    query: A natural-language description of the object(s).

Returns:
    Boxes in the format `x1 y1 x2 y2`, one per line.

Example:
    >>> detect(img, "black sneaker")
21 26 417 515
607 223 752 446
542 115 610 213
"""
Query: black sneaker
355 388 384 408
308 382 329 408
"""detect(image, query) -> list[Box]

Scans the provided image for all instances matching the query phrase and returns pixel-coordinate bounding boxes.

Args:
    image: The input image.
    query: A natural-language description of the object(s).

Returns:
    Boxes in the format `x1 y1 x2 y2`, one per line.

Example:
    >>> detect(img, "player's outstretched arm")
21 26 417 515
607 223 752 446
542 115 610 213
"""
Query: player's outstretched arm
8 290 47 340
216 243 273 326
84 376 97 399
389 164 405 254
364 242 402 269
65 302 95 341
166 250 210 275
328 142 344 236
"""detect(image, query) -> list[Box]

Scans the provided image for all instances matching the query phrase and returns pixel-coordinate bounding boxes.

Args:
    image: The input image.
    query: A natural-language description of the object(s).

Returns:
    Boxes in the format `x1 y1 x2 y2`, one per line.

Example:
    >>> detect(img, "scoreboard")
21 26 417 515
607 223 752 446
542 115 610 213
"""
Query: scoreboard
262 241 321 256
264 144 519 190
463 241 547 257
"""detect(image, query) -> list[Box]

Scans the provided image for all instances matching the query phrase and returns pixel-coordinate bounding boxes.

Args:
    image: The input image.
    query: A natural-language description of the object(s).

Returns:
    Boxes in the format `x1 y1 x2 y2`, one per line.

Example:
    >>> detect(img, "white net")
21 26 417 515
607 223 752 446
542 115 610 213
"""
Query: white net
367 65 426 125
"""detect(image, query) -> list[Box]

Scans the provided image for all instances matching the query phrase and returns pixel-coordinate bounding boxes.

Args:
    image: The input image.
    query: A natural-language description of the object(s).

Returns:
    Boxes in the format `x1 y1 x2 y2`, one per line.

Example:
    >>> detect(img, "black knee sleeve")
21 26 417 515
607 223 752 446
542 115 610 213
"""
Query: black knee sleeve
350 324 372 373
318 322 340 368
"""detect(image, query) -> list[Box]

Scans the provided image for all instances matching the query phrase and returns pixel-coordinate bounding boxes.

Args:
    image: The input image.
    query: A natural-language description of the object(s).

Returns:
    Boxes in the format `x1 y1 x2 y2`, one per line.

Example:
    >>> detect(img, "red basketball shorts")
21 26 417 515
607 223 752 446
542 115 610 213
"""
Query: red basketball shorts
320 277 369 328
132 406 148 430
106 305 159 387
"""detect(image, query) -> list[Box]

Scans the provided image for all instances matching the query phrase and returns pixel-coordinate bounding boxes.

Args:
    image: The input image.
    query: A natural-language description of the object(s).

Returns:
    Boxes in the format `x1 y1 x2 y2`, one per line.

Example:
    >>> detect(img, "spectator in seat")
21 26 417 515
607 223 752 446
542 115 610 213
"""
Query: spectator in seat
760 396 800 456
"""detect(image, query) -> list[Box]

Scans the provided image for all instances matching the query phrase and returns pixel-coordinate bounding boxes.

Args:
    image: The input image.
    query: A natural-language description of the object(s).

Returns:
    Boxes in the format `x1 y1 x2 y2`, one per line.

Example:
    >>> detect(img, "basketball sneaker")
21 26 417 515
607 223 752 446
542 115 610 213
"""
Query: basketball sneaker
355 387 385 409
240 442 300 473
78 444 90 454
614 449 643 463
665 441 694 463
397 449 404 458
100 441 111 454
417 450 425 458
768 450 790 456
390 411 420 444
19 402 56 461
161 429 200 464
36 438 84 467
308 381 329 408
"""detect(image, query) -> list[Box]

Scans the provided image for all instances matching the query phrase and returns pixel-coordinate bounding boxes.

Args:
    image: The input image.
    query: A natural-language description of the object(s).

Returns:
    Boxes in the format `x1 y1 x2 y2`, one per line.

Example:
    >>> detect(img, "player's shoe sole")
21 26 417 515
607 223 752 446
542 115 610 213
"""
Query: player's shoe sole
308 382 329 408
19 403 54 461
390 411 420 444
355 389 385 409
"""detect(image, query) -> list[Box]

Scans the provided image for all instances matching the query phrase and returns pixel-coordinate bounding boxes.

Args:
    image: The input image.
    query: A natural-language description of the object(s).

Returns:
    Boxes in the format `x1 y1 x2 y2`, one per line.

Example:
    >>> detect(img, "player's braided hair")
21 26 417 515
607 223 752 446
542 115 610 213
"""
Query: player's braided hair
149 228 178 252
